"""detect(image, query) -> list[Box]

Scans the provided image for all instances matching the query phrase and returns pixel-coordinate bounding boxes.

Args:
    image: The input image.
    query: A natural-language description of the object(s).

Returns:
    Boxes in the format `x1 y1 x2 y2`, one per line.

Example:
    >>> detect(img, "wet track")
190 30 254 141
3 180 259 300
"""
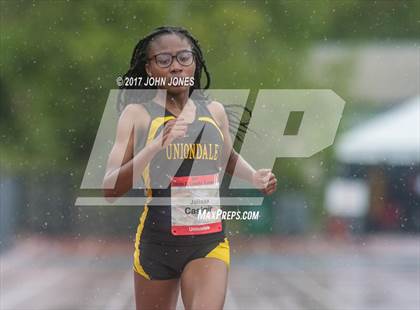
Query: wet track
1 234 419 310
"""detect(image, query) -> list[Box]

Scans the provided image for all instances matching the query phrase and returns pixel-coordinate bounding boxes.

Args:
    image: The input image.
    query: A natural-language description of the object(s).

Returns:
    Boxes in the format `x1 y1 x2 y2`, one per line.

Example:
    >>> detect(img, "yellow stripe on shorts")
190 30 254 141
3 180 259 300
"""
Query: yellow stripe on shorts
205 237 230 268
133 205 150 279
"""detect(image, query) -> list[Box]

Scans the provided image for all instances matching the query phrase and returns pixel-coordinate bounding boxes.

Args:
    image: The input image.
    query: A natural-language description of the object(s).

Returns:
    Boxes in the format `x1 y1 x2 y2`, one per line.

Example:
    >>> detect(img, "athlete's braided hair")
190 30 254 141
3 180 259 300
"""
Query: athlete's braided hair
117 25 251 143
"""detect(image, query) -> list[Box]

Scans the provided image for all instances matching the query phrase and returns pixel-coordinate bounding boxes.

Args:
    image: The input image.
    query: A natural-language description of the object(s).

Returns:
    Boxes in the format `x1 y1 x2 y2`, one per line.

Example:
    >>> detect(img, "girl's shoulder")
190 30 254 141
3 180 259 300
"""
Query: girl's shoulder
120 103 152 130
205 100 226 127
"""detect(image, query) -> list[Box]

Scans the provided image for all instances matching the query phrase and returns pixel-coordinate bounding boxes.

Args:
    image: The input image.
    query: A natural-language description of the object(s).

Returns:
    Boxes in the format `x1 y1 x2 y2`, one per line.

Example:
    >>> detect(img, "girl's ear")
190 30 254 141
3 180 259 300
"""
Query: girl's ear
145 63 151 77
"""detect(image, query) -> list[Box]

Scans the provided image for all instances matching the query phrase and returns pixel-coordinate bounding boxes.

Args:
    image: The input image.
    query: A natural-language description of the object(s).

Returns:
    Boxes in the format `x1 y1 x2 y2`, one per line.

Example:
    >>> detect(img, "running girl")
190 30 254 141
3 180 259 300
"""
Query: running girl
103 26 277 310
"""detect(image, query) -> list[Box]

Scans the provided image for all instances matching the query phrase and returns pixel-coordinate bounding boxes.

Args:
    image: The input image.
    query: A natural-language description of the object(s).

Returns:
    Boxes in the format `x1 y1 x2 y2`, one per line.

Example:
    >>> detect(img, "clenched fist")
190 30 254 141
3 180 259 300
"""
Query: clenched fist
156 117 189 149
252 168 277 195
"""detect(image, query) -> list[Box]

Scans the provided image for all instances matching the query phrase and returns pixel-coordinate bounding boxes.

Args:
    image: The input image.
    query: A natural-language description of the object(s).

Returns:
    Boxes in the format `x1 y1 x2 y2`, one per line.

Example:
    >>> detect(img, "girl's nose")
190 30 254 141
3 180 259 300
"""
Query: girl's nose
169 58 183 73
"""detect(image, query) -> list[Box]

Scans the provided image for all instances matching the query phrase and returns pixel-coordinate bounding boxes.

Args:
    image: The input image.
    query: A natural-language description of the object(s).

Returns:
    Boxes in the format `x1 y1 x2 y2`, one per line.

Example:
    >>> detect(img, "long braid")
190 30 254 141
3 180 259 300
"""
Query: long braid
117 26 251 143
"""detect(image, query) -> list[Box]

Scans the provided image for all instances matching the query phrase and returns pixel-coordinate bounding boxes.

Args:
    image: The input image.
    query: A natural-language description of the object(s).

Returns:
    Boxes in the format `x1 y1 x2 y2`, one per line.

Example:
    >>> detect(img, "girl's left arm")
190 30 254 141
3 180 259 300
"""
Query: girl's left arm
208 101 277 195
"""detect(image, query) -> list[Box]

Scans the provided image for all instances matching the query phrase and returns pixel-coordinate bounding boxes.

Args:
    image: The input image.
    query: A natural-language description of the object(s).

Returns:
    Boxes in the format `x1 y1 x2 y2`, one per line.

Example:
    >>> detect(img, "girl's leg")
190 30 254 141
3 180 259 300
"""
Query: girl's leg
134 271 180 310
180 258 228 310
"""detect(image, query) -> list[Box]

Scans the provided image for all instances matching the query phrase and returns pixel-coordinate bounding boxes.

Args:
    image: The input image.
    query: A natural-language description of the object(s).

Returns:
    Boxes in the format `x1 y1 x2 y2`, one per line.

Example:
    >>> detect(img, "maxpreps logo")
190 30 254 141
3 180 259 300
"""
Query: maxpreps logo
75 89 345 207
197 209 261 221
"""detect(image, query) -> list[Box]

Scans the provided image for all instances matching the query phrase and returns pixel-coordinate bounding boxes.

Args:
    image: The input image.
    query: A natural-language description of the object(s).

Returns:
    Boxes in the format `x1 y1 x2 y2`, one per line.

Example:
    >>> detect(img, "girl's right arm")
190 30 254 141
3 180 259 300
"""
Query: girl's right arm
102 104 156 200
102 104 188 200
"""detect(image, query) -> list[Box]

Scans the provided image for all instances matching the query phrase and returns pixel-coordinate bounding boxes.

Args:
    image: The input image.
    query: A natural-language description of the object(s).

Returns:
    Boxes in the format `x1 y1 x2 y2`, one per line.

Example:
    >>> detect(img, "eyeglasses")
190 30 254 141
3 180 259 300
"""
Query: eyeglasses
148 50 195 68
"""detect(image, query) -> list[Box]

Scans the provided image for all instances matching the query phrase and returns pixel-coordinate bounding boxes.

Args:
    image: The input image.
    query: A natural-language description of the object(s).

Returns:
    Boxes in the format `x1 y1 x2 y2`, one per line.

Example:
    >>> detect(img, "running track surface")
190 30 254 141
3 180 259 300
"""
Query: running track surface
1 233 419 310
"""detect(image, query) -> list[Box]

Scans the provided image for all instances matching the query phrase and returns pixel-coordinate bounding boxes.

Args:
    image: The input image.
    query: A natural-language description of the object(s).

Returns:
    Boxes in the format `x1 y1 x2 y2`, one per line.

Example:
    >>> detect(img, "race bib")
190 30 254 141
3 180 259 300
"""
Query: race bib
170 173 222 236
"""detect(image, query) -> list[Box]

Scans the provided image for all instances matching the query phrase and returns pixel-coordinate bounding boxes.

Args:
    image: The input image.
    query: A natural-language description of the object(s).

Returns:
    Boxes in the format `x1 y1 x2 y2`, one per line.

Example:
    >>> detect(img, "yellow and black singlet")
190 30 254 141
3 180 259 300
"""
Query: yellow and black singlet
135 99 226 246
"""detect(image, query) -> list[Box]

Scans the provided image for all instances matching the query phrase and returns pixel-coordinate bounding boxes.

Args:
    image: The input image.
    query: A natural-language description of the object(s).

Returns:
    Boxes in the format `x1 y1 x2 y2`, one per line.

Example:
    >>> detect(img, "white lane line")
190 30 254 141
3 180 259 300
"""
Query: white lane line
224 286 239 310
176 287 237 310
259 270 303 310
105 270 134 310
176 292 184 310
0 242 46 274
277 294 303 310
227 267 281 310
280 266 341 310
0 268 68 310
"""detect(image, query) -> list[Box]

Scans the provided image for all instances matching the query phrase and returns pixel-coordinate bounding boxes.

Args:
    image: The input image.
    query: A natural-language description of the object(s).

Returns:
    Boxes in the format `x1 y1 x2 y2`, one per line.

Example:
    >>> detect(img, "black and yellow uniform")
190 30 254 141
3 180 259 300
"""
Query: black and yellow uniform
133 99 230 280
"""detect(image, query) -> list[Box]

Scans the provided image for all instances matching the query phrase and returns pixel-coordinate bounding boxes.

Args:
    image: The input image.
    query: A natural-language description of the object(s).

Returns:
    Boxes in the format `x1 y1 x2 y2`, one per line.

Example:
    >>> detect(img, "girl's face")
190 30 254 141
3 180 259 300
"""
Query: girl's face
145 33 196 94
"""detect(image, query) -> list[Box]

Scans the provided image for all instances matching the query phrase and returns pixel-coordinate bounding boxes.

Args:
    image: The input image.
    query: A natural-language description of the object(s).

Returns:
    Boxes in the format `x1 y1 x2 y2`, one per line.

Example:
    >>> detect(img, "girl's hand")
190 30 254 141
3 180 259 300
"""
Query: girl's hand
155 117 189 149
252 168 277 195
